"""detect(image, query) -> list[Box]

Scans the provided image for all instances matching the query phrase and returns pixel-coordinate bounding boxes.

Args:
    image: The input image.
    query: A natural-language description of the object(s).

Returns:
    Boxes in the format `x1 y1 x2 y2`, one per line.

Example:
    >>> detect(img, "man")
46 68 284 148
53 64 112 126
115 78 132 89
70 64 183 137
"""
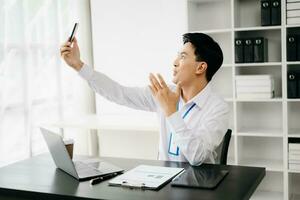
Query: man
60 33 229 166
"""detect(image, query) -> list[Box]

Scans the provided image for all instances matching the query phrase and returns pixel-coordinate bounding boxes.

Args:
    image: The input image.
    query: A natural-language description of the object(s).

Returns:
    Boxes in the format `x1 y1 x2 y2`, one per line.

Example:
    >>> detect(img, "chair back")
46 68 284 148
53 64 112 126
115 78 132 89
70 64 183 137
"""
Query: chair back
215 129 232 165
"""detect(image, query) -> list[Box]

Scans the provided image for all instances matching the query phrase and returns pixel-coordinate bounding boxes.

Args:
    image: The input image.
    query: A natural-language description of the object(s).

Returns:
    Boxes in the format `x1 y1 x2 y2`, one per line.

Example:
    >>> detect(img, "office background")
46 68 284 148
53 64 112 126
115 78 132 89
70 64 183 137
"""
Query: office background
0 0 299 199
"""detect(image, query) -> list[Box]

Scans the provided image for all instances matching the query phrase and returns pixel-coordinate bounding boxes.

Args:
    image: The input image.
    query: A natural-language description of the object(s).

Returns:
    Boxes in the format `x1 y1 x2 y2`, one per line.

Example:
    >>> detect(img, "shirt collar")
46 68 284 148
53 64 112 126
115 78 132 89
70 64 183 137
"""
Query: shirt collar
180 83 212 109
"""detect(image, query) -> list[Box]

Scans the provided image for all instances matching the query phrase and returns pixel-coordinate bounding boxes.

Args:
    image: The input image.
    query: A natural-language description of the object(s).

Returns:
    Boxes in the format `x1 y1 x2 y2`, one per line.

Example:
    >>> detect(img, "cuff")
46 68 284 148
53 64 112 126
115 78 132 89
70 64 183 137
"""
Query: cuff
78 64 94 80
166 111 186 135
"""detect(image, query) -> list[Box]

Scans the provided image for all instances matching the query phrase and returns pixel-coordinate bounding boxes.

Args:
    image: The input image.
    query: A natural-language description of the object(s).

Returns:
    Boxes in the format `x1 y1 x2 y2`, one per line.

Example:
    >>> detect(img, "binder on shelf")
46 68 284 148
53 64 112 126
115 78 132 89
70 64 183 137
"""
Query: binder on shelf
235 39 244 63
297 35 300 61
287 35 297 61
298 75 300 97
244 39 254 63
254 37 268 62
287 71 298 98
108 165 184 190
261 0 271 26
271 0 281 25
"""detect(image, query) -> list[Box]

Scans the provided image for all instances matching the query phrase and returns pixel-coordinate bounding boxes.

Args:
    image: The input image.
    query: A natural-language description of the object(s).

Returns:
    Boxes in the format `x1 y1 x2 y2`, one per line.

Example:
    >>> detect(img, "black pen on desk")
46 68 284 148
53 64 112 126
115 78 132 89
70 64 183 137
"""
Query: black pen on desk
90 173 119 185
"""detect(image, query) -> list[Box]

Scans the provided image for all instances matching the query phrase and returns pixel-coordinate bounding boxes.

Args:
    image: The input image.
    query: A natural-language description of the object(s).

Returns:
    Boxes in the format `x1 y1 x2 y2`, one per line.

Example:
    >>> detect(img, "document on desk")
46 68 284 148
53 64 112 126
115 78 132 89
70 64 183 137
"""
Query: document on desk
108 165 184 190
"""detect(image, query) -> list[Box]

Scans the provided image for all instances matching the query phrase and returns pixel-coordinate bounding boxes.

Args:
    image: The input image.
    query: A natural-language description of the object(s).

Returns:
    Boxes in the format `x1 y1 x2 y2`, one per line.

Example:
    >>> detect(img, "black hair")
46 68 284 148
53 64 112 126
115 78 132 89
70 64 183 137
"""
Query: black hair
182 33 223 82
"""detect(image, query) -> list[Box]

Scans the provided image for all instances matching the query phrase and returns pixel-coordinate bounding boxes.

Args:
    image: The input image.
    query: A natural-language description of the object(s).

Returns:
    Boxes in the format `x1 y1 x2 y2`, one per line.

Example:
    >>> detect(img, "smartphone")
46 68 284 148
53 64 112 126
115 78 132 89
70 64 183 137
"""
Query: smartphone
68 23 78 42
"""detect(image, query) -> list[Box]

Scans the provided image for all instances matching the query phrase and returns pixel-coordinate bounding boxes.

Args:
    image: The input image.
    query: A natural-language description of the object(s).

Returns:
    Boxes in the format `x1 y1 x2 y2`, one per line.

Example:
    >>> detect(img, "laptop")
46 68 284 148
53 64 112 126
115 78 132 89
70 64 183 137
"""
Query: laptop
40 128 124 181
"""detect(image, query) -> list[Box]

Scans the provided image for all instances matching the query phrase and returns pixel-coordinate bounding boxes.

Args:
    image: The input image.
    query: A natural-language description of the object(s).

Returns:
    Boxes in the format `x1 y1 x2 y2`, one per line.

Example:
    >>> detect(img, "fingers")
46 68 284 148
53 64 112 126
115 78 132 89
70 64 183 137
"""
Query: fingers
61 51 70 56
60 41 72 55
72 37 79 48
61 51 70 59
62 41 71 48
149 73 162 91
157 73 168 88
60 46 71 54
148 85 156 96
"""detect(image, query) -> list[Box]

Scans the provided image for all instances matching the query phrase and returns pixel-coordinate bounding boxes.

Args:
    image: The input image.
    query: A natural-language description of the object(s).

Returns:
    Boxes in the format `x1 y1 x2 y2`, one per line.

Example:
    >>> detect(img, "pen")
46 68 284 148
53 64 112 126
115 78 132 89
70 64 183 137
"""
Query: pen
90 172 119 185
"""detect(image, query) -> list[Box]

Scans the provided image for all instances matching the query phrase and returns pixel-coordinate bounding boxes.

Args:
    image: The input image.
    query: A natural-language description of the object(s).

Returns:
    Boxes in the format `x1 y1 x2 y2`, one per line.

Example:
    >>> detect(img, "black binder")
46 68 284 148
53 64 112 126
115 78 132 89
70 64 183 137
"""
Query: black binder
254 37 268 62
244 39 254 63
287 35 297 61
288 71 298 98
261 0 271 26
289 138 300 144
297 35 300 61
235 39 244 63
298 75 300 98
271 0 281 25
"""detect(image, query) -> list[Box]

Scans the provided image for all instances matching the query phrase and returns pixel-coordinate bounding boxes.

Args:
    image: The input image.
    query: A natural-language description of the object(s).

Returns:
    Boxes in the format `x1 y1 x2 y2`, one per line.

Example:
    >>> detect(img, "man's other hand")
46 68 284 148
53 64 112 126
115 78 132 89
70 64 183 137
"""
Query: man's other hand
149 73 181 117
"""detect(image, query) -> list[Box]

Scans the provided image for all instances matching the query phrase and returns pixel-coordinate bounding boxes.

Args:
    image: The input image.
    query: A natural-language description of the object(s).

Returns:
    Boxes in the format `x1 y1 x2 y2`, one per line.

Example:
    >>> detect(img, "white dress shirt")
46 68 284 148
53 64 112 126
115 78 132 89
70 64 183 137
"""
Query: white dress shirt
79 64 229 166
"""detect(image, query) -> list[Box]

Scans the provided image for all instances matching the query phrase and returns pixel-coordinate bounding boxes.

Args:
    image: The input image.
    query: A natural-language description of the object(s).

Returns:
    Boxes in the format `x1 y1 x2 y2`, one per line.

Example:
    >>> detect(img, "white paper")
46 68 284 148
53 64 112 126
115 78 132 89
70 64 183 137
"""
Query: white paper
109 165 184 189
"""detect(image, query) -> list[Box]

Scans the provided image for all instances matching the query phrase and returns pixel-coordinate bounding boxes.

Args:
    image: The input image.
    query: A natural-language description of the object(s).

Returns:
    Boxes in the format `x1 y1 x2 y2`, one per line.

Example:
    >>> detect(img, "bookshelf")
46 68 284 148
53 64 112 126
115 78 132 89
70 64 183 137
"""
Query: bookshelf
187 0 297 199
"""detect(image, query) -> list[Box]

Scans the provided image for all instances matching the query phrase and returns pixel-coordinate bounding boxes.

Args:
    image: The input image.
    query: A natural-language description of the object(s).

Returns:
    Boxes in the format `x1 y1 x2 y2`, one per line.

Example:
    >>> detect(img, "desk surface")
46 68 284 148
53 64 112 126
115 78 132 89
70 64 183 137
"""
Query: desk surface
0 154 265 200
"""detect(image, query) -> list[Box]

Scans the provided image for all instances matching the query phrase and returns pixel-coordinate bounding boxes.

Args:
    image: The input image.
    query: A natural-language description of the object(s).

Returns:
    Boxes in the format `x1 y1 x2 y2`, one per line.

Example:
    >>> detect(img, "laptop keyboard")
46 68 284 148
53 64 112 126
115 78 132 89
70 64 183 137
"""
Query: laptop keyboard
74 161 102 178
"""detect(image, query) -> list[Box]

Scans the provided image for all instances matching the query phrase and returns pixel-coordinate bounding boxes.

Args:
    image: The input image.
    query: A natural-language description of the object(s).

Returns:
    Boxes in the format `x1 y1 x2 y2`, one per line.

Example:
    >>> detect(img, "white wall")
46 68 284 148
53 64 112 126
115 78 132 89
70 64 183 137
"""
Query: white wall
90 0 187 159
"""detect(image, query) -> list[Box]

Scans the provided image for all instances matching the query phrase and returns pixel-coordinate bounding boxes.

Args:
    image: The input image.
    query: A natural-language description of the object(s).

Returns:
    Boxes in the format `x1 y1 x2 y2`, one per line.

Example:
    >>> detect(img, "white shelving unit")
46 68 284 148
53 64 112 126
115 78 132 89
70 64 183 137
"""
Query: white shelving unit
187 0 299 199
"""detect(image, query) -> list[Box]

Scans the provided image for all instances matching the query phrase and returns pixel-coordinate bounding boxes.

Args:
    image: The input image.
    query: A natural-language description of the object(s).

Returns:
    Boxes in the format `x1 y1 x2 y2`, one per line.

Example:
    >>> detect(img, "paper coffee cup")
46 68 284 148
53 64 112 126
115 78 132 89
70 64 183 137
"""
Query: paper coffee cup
63 139 74 159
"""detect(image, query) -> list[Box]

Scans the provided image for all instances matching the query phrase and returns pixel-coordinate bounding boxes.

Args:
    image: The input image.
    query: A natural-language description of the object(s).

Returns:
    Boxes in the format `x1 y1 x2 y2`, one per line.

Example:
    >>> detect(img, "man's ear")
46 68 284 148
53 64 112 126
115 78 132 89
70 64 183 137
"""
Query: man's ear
195 62 207 75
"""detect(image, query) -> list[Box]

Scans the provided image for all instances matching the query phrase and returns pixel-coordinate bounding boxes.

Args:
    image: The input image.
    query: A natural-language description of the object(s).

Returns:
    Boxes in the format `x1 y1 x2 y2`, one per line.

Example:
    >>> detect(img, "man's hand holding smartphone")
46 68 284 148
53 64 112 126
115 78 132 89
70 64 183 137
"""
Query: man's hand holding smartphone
60 23 84 71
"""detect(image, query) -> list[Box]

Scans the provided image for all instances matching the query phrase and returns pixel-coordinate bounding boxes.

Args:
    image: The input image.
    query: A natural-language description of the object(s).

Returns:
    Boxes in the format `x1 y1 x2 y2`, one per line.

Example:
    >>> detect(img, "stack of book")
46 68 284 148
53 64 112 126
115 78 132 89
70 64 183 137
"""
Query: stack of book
289 138 300 171
235 75 275 99
287 0 300 25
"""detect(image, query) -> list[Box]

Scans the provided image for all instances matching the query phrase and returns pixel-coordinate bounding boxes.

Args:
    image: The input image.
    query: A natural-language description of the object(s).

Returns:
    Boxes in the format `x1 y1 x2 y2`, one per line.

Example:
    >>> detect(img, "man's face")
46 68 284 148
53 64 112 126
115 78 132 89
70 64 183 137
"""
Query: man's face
172 42 202 86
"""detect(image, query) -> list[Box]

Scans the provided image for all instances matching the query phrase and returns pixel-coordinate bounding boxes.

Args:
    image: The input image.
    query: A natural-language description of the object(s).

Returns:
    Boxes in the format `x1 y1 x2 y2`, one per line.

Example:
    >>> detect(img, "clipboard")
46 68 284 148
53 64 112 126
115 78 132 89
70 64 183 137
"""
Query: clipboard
108 165 184 190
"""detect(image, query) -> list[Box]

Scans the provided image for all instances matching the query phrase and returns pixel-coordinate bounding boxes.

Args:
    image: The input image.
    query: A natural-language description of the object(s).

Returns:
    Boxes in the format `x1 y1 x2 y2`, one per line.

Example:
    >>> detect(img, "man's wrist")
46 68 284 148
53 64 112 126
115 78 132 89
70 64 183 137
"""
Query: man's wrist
73 60 84 71
165 106 177 117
